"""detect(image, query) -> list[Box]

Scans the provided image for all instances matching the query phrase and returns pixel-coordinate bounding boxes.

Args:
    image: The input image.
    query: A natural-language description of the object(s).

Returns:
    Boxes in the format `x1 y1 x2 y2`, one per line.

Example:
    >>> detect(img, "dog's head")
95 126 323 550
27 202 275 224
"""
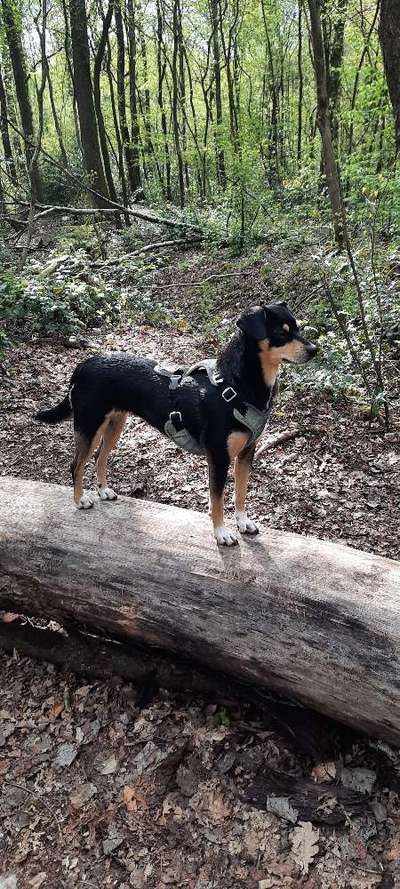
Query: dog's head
237 302 318 365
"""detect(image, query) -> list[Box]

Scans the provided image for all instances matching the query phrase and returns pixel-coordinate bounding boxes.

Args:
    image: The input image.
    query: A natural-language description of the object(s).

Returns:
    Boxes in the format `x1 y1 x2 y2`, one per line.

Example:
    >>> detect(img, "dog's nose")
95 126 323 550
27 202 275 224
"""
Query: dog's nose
307 343 318 357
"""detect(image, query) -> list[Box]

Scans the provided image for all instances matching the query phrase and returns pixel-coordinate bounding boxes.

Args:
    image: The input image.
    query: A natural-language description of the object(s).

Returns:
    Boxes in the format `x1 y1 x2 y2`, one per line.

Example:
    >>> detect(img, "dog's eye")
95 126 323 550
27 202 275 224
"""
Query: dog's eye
282 323 290 333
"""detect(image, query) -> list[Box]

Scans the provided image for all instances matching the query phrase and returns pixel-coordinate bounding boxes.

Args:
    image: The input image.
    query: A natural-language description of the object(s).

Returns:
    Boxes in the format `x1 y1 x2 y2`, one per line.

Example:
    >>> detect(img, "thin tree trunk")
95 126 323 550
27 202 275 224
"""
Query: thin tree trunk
307 0 343 245
115 2 140 195
93 0 118 204
0 62 17 183
379 0 400 154
210 0 226 188
46 61 69 168
297 4 303 163
156 0 172 200
2 0 43 202
172 0 185 207
105 36 130 214
126 0 143 196
68 0 110 207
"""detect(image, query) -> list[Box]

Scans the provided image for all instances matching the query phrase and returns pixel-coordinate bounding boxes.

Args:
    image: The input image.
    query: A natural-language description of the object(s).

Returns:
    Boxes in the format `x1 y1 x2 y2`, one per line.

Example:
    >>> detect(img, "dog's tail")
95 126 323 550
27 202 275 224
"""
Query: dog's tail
35 393 72 424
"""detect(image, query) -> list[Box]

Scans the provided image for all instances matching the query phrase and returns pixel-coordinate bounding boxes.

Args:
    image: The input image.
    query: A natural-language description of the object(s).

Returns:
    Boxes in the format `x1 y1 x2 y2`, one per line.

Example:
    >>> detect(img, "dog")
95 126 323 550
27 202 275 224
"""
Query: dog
35 302 318 545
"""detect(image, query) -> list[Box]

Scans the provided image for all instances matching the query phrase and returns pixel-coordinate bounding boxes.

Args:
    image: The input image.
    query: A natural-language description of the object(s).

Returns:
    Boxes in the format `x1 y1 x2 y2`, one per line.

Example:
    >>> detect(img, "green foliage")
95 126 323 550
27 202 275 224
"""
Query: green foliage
0 270 122 340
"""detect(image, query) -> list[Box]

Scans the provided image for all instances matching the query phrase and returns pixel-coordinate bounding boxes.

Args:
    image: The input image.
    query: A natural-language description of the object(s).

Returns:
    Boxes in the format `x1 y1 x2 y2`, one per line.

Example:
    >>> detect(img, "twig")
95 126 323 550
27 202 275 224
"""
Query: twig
151 270 252 288
330 849 382 877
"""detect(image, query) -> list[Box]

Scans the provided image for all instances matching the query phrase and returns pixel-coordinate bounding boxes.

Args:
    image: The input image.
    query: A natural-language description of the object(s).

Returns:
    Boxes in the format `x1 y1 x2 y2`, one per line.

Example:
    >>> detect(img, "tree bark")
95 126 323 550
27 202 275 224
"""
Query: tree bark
1 477 400 746
68 0 110 207
2 0 43 202
379 0 400 154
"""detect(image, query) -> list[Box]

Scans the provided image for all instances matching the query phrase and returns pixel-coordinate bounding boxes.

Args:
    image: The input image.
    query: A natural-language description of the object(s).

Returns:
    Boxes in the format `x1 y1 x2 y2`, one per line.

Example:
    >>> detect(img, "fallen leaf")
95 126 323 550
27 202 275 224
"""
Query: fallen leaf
53 742 78 769
48 702 64 721
123 785 146 812
291 820 319 875
266 796 298 824
311 761 336 784
28 874 47 889
70 782 97 810
207 790 231 821
99 754 117 775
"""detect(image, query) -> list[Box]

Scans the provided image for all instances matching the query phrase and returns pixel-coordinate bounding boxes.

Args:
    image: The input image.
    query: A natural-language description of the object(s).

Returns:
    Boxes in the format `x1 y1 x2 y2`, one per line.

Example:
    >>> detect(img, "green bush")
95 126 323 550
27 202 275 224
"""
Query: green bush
0 270 122 341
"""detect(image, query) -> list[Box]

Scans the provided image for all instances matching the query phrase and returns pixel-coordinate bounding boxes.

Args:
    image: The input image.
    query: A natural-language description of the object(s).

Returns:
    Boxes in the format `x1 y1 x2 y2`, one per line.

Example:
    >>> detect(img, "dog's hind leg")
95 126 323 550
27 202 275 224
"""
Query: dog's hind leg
71 421 106 509
96 410 128 501
234 444 259 535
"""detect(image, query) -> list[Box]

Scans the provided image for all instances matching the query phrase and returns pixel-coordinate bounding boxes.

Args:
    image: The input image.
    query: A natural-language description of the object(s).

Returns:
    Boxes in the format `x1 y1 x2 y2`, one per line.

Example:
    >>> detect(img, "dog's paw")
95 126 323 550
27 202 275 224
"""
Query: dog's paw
98 485 118 501
235 511 259 535
76 493 95 510
214 526 239 546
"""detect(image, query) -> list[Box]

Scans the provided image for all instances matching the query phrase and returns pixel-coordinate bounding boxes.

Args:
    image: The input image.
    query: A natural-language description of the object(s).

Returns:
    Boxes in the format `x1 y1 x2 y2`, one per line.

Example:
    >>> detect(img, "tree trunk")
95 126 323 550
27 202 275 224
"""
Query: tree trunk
209 0 226 188
93 0 118 206
2 0 43 202
1 477 400 746
156 0 172 201
307 0 343 245
126 0 143 196
0 61 17 183
68 0 110 208
379 0 400 155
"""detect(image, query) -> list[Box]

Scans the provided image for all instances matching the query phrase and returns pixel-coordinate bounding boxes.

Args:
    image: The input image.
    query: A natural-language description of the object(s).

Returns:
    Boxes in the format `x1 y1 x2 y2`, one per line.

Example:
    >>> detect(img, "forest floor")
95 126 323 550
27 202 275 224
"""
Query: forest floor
1 229 400 889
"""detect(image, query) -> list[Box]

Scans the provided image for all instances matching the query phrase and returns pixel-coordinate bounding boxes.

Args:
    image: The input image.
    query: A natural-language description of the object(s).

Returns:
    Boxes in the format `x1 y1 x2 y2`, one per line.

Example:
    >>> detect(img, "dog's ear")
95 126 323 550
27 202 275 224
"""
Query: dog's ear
237 306 267 340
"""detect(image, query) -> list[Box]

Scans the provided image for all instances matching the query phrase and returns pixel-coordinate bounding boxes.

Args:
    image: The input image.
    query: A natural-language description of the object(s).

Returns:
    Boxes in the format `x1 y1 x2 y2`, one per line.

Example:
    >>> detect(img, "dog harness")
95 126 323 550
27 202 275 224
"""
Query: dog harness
154 359 273 455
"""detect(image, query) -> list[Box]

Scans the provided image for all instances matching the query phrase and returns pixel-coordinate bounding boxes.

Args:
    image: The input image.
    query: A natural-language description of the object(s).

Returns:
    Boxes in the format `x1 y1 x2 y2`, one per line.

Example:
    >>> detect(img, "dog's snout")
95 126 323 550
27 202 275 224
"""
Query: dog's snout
306 342 318 358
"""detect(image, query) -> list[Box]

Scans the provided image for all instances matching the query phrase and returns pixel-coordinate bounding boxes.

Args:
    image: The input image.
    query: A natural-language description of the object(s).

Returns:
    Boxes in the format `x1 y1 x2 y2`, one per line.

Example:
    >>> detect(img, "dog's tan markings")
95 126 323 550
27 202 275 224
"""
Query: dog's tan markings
259 337 308 376
227 431 250 461
96 410 128 489
209 490 224 529
234 455 252 512
258 339 280 387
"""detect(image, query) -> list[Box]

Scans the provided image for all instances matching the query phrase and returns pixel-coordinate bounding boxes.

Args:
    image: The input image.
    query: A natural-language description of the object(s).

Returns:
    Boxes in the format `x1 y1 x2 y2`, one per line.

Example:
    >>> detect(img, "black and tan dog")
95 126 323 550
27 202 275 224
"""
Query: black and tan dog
35 303 317 545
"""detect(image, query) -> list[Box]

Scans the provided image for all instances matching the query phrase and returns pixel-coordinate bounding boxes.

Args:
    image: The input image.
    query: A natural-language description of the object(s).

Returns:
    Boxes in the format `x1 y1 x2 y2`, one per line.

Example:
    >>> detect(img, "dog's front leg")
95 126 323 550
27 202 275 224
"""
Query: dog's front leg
207 451 237 546
234 445 259 535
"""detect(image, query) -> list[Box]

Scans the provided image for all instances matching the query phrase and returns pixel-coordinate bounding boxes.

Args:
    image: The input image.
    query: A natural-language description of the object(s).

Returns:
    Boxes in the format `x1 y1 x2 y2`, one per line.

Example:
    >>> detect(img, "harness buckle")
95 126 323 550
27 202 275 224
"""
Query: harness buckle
169 410 183 426
222 386 237 403
213 372 224 385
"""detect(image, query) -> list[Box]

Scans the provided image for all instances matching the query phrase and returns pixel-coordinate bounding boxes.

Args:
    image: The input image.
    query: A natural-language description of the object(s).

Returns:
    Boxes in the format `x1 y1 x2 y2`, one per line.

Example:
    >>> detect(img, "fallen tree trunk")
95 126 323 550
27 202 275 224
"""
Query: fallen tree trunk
0 476 400 744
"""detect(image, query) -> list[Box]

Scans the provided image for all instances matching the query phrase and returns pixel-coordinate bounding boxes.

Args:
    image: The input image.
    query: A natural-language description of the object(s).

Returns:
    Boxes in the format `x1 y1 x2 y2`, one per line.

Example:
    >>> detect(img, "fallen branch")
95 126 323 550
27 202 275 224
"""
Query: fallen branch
94 237 204 267
151 270 252 288
256 425 325 457
256 427 300 456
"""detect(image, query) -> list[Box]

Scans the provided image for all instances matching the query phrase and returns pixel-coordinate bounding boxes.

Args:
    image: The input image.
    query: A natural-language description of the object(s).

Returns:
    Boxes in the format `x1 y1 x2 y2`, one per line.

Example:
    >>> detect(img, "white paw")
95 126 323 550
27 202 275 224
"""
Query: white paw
235 511 259 535
77 493 95 510
214 526 238 546
98 485 118 501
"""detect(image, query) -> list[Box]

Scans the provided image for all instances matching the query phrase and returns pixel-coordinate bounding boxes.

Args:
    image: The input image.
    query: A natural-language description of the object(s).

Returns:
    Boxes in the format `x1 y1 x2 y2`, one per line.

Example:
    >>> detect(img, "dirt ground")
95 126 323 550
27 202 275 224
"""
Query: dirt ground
1 308 400 888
